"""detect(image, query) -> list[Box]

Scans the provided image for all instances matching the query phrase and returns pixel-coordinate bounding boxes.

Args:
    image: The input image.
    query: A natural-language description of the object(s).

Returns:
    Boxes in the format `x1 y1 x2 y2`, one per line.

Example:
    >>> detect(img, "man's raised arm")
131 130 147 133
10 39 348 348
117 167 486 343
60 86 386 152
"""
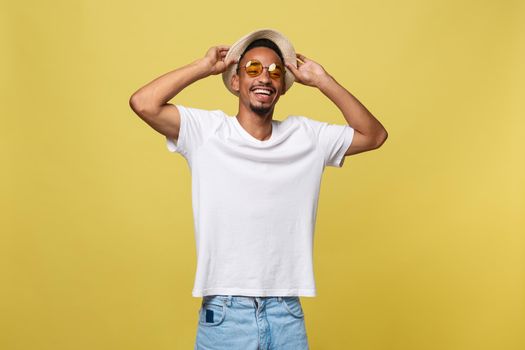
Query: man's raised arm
129 46 236 140
286 53 388 156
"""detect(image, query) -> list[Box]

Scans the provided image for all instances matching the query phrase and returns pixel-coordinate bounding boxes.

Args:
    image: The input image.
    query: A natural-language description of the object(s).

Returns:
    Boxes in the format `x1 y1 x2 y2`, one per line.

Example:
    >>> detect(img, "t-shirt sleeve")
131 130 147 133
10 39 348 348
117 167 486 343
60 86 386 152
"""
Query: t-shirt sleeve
165 105 224 158
302 116 355 168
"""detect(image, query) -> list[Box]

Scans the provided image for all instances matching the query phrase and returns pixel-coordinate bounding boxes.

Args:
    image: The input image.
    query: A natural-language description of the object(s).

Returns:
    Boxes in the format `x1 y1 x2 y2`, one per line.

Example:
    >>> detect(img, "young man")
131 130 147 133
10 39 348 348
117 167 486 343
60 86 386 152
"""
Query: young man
129 29 387 350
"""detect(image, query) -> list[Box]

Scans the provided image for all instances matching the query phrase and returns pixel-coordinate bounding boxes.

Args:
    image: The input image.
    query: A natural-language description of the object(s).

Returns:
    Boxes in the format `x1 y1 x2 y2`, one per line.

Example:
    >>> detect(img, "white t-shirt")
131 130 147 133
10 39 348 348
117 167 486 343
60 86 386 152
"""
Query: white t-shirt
166 105 354 297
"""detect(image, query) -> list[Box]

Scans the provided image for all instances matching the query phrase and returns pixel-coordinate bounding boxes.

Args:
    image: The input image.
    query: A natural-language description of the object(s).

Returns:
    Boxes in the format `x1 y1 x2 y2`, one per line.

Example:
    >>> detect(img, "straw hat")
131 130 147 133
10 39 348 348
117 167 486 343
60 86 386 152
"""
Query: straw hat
222 28 297 96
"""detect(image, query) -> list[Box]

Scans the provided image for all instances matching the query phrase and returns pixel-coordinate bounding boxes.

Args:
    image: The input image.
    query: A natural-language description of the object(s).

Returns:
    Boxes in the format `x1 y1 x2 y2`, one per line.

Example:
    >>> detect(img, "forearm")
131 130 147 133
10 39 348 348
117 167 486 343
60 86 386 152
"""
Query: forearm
130 58 212 111
317 74 387 139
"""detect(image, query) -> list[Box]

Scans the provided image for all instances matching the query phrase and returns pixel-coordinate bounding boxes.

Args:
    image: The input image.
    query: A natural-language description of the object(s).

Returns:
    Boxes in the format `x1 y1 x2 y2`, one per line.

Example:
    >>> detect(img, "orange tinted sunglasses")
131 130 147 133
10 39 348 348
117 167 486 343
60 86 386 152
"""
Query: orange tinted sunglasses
242 59 284 80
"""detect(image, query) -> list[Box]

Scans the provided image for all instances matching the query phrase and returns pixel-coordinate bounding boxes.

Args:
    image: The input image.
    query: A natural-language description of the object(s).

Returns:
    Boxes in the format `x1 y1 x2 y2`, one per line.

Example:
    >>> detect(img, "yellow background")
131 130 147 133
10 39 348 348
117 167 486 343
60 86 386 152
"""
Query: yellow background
2 0 524 349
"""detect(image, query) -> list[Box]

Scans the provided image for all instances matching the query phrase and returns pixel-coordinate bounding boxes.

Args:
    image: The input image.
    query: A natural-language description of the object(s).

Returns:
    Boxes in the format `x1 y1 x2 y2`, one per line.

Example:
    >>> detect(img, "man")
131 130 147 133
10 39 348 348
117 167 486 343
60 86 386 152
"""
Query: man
129 29 387 350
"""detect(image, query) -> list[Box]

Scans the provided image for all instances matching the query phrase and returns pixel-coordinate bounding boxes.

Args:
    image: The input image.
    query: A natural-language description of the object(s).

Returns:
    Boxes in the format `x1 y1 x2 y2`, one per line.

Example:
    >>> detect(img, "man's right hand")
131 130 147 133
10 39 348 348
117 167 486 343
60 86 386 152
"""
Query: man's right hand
202 45 238 75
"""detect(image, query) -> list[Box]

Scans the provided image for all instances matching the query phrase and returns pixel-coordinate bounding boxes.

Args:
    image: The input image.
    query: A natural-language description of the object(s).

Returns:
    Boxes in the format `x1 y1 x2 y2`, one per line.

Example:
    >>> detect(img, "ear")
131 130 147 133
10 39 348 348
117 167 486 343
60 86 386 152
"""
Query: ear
231 74 239 92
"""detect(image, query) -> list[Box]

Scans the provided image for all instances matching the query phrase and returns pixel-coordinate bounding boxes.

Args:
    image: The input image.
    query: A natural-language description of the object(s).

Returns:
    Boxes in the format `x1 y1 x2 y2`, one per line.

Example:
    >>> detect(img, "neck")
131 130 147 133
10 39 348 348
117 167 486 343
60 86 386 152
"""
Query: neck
236 103 274 141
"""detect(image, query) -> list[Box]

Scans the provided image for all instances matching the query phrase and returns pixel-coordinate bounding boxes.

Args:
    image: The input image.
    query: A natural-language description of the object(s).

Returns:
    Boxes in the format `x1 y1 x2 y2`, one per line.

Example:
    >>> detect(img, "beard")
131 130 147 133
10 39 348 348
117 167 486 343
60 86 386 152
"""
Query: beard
249 102 273 116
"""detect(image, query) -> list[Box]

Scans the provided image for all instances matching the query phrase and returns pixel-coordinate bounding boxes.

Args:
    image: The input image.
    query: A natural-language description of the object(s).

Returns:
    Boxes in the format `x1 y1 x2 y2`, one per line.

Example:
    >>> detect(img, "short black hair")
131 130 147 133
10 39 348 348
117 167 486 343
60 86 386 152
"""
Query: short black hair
236 38 285 73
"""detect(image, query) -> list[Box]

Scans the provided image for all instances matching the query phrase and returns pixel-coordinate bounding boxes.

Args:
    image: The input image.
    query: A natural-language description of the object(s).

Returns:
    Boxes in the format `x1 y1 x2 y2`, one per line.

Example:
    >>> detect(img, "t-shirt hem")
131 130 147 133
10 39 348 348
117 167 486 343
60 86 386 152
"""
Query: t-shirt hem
166 136 178 152
330 126 355 168
164 105 188 156
192 288 317 298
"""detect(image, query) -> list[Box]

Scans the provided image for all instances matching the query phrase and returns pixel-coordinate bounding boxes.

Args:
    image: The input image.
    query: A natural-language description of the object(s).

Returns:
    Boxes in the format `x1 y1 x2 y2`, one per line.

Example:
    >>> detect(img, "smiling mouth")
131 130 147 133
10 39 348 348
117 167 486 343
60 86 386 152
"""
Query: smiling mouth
251 86 275 96
250 87 275 104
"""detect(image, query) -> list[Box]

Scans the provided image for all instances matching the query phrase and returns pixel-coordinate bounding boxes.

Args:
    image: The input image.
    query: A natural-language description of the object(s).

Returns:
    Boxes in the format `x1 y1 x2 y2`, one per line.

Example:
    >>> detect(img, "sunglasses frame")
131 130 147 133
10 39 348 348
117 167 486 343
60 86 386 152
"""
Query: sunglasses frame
240 59 285 80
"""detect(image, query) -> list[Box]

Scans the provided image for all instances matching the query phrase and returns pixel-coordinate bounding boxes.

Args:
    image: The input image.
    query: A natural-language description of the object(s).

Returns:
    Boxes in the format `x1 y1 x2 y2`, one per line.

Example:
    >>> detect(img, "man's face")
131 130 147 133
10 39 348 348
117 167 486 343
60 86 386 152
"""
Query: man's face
231 46 285 116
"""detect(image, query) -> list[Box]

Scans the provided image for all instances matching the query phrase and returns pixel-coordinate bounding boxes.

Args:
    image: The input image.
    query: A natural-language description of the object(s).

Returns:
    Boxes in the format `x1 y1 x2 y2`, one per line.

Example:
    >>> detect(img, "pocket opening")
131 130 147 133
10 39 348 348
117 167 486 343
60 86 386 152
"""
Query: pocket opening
282 297 305 318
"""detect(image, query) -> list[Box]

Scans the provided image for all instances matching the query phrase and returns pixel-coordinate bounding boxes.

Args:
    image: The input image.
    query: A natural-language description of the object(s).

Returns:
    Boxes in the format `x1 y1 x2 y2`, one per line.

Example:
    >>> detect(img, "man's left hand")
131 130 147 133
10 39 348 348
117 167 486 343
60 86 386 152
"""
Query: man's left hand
285 53 330 88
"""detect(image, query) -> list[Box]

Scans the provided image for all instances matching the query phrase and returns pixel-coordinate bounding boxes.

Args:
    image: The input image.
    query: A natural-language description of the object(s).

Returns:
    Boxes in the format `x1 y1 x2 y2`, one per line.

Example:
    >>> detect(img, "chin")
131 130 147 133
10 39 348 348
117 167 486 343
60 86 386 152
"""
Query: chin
249 103 273 116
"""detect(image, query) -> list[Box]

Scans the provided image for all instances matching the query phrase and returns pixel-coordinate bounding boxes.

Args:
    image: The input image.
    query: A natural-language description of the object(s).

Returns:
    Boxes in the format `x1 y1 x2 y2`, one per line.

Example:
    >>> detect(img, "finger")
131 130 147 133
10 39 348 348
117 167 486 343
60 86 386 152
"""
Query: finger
285 61 300 78
225 56 238 66
216 45 230 51
296 53 309 63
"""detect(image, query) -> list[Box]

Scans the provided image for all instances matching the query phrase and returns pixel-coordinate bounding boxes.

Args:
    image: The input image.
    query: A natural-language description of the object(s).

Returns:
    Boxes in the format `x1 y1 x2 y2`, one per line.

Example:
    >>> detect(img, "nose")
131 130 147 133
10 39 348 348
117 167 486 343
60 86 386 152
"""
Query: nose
257 68 271 83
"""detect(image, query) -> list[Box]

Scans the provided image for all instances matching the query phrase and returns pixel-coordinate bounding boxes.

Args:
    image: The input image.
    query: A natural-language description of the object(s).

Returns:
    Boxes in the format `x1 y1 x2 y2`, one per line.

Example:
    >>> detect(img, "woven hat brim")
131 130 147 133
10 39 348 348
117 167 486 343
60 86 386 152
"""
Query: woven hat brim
222 29 297 96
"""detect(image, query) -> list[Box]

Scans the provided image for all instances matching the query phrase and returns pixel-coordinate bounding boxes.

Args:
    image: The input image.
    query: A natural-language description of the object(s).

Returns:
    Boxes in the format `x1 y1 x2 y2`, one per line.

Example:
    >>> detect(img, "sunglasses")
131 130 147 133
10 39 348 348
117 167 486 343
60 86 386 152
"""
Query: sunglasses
241 59 284 80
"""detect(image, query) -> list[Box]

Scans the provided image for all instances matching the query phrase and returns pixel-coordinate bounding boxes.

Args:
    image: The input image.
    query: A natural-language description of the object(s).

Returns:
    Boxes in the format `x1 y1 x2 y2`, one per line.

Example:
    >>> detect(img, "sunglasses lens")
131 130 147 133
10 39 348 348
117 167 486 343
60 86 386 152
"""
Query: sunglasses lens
245 60 262 77
268 63 283 79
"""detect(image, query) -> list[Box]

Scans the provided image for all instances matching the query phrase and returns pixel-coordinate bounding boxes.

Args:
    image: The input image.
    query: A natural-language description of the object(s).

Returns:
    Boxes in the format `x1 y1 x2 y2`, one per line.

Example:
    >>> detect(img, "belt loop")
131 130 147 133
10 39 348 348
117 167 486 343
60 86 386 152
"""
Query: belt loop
278 296 283 303
225 295 232 307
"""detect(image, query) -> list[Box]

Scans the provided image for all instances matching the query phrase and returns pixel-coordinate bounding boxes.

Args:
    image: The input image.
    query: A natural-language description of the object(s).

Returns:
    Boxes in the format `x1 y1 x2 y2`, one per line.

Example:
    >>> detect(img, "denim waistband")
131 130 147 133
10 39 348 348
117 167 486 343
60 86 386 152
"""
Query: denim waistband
202 295 297 307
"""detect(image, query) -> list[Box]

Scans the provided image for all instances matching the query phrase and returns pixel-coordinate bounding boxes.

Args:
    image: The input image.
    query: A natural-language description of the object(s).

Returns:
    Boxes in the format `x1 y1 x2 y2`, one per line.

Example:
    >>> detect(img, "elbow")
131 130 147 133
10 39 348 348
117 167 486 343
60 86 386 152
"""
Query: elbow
373 129 388 149
129 93 154 119
129 93 144 113
129 94 139 112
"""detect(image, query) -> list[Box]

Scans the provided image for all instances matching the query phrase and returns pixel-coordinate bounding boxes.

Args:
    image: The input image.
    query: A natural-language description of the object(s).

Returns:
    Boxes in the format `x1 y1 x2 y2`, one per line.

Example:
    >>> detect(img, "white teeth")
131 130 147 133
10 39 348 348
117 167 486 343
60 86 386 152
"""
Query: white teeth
253 89 271 95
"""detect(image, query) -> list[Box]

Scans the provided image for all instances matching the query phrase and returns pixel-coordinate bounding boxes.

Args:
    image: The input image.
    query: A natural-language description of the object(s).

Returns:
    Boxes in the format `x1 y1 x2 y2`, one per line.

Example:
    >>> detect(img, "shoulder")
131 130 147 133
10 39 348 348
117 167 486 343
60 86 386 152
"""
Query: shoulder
176 106 228 131
282 115 311 126
283 115 327 134
285 115 324 126
177 105 228 119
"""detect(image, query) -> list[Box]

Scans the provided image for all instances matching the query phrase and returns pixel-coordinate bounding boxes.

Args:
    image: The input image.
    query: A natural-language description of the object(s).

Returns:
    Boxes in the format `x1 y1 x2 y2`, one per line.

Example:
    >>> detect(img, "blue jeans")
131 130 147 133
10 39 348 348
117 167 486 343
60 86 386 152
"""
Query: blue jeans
195 295 309 350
